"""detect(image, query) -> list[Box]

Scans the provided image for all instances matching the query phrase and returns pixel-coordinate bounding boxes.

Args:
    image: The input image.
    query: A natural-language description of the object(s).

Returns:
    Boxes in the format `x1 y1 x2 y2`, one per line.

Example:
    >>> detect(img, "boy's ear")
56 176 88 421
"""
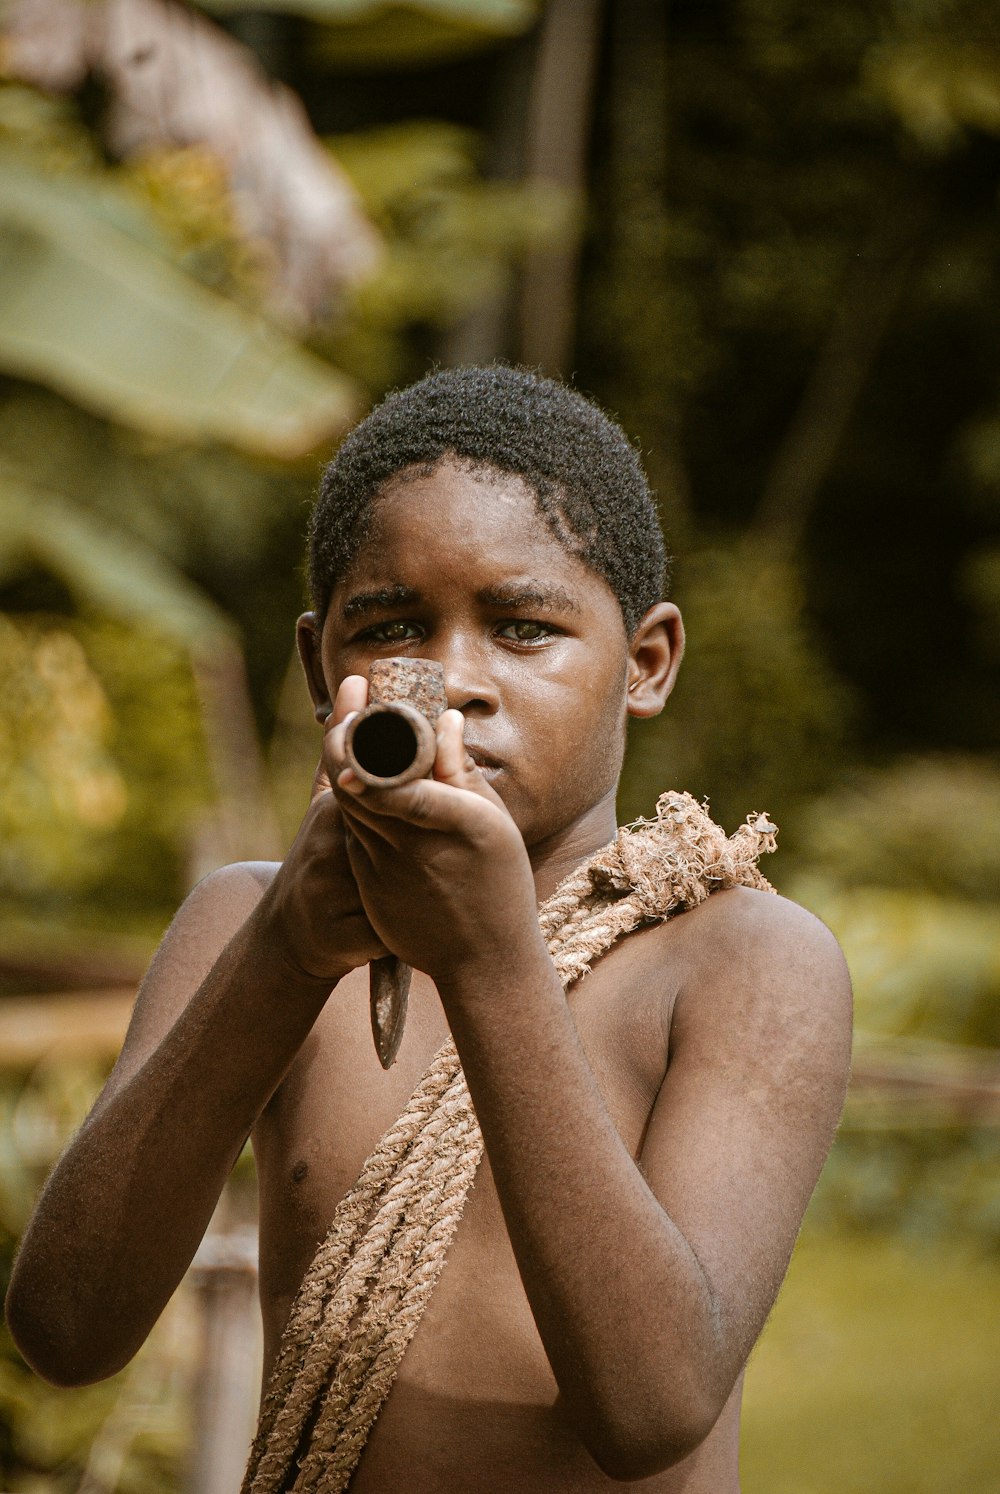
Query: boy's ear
296 612 332 723
626 602 684 719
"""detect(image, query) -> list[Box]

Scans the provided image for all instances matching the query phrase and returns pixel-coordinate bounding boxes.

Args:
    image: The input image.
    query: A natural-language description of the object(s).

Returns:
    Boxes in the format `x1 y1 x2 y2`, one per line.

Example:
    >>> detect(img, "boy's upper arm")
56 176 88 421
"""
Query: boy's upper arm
98 861 277 1104
639 889 852 1369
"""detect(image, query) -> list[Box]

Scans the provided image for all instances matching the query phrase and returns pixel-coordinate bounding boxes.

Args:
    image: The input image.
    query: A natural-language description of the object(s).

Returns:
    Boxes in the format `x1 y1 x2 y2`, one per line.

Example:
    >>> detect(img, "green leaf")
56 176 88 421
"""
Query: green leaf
0 466 231 648
865 39 1000 150
0 153 360 457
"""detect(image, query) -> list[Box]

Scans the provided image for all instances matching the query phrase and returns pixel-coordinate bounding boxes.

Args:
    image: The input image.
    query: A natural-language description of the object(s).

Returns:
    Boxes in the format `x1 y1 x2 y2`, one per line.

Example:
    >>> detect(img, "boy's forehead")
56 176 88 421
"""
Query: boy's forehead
374 456 539 527
323 456 624 628
345 461 568 572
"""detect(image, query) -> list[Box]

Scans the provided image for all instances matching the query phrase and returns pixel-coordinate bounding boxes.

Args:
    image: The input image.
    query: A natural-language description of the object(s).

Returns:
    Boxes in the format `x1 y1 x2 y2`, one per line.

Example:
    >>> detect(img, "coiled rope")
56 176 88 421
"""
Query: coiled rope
241 792 777 1493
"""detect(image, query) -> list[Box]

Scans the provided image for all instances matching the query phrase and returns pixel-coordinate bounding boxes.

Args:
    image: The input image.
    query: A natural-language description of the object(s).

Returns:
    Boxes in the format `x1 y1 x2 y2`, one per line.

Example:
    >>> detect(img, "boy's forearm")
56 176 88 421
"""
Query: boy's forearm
6 900 335 1387
438 944 726 1477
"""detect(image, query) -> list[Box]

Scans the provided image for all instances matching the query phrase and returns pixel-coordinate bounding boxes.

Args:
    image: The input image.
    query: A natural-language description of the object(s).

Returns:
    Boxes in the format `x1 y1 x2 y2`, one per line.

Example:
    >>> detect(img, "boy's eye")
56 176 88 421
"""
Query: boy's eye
363 620 422 644
499 620 550 642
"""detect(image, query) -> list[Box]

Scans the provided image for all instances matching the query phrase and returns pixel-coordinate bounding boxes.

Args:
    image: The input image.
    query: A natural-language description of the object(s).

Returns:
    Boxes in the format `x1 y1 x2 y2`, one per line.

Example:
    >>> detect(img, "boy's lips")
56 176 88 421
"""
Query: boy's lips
464 744 503 773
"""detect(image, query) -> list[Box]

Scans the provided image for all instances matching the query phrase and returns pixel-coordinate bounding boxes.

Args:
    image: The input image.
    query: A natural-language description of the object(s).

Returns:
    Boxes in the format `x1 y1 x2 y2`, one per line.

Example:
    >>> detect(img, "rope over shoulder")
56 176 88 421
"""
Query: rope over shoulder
242 794 777 1494
538 792 777 987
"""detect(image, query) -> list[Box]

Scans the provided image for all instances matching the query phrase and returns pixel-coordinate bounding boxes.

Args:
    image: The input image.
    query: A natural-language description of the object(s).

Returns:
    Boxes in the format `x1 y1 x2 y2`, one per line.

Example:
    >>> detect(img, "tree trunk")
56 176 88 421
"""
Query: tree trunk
753 195 932 555
517 0 603 374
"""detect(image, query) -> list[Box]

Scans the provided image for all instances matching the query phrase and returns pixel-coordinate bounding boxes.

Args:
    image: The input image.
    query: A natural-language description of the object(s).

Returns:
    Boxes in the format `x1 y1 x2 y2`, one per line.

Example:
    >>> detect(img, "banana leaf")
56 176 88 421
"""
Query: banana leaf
0 155 360 457
0 466 231 649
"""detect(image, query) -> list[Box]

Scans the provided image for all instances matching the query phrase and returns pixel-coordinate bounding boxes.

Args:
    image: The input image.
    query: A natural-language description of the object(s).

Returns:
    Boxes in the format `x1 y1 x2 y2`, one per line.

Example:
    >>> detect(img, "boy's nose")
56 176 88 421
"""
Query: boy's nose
434 639 500 714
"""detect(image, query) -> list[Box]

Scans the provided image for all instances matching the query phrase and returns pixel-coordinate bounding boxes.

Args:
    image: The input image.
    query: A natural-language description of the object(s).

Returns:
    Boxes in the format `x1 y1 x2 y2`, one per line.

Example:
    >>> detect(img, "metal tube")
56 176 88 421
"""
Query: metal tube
343 659 447 1068
343 700 438 787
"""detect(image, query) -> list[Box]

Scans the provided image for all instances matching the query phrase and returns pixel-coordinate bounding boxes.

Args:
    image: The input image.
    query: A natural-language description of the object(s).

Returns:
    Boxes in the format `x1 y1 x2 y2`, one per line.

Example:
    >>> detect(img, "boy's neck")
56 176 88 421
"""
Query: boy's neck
528 790 620 904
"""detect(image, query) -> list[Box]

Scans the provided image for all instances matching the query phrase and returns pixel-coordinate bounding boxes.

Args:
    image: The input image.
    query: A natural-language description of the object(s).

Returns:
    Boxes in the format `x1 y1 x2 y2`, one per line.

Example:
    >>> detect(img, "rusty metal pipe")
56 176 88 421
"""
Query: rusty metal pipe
342 658 447 1068
343 701 437 788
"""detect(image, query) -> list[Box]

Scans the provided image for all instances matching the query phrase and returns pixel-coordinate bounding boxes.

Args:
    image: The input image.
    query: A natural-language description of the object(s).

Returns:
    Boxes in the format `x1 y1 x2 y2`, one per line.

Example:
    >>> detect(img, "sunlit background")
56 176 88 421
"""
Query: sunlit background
1 1 998 1490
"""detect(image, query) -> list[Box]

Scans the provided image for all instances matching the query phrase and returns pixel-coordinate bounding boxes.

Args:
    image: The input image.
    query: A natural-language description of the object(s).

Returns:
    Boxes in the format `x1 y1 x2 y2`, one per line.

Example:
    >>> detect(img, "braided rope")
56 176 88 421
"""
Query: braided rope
241 793 777 1494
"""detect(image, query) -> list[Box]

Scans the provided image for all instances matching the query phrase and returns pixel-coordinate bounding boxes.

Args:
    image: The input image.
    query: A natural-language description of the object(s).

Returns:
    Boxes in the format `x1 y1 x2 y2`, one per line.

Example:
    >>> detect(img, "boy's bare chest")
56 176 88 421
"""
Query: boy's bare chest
249 927 745 1490
253 931 674 1387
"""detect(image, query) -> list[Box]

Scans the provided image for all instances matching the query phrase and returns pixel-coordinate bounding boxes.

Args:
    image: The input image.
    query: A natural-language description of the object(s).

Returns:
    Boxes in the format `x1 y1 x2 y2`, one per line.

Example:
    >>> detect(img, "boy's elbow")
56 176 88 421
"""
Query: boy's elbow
579 1389 721 1481
7 1317 128 1389
6 1274 130 1389
585 1421 714 1483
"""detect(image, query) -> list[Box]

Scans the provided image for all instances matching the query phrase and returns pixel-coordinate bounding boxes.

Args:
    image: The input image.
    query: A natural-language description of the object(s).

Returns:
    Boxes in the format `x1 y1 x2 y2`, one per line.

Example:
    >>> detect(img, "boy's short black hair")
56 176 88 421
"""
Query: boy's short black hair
308 364 668 636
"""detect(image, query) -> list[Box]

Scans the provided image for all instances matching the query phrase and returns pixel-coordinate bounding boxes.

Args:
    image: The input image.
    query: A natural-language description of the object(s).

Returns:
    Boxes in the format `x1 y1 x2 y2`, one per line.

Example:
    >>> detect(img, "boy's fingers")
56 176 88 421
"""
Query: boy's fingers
433 710 471 782
342 815 386 869
335 782 406 849
433 710 508 812
339 770 508 839
312 675 368 804
332 674 369 726
333 705 510 829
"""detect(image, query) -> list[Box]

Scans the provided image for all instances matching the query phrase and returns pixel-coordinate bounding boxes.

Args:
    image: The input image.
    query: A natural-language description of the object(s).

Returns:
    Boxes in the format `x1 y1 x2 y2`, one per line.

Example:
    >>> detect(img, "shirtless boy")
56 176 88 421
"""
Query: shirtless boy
7 365 852 1491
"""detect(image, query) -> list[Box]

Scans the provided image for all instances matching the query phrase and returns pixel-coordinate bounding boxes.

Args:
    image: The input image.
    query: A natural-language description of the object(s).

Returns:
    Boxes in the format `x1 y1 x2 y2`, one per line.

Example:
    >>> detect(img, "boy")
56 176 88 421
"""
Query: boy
7 365 852 1491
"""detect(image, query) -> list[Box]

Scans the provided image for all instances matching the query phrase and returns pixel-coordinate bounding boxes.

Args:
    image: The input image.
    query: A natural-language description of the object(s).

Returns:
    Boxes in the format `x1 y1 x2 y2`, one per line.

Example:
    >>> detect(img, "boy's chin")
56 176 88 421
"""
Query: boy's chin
483 766 617 851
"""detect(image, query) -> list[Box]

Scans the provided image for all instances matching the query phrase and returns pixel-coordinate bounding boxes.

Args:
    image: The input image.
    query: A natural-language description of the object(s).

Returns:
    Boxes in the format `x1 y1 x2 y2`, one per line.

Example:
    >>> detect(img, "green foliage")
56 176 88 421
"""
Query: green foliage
619 542 852 833
0 82 357 457
813 884 1000 1048
75 621 214 920
784 754 1000 1246
813 1125 1000 1247
865 7 1000 152
580 0 1000 766
322 120 573 392
198 0 540 68
0 461 230 653
0 617 127 900
0 377 316 590
792 754 1000 902
0 614 210 930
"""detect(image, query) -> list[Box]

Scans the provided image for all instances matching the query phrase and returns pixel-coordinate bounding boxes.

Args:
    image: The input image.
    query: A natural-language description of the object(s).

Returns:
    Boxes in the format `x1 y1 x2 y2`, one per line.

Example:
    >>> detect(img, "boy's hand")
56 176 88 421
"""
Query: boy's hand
329 707 544 987
265 675 390 983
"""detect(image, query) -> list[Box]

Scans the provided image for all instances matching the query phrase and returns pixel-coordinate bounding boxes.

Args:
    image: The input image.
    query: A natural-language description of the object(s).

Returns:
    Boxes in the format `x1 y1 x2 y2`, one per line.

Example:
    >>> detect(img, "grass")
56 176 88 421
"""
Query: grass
741 1230 1000 1493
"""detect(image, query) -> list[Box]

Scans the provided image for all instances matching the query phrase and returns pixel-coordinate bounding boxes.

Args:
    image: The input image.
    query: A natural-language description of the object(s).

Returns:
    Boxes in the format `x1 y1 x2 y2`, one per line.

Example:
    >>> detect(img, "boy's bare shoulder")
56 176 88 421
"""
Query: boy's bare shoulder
195 857 281 903
658 881 847 981
654 883 852 1081
639 883 852 1050
141 859 282 985
102 860 283 1098
680 881 847 964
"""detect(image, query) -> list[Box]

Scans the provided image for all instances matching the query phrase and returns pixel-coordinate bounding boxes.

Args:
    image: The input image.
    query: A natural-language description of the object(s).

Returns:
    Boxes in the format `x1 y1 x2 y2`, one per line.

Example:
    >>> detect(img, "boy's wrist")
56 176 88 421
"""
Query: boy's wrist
250 896 348 998
432 927 556 1014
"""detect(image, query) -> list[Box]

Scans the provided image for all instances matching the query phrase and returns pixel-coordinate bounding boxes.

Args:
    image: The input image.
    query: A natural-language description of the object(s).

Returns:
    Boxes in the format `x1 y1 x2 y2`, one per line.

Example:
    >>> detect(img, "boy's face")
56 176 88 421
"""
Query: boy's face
302 458 680 850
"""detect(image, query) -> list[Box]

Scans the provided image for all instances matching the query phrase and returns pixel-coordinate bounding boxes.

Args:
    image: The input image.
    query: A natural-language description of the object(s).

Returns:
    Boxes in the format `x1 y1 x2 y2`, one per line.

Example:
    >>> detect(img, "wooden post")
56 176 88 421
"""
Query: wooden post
187 1226 261 1494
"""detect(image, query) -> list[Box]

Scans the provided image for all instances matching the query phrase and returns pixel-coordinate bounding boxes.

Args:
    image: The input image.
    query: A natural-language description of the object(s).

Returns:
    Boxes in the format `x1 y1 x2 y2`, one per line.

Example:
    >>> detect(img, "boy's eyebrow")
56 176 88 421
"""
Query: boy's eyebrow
341 584 420 621
478 581 580 613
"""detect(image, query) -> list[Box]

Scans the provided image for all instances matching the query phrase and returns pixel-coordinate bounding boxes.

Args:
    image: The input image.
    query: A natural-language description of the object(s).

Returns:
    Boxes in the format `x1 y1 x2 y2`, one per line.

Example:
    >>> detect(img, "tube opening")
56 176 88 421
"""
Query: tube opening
350 711 419 781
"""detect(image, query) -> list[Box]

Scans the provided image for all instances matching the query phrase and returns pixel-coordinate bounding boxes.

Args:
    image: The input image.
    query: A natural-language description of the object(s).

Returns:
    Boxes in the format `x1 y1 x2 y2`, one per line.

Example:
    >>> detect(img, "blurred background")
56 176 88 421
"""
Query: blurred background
0 0 998 1489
